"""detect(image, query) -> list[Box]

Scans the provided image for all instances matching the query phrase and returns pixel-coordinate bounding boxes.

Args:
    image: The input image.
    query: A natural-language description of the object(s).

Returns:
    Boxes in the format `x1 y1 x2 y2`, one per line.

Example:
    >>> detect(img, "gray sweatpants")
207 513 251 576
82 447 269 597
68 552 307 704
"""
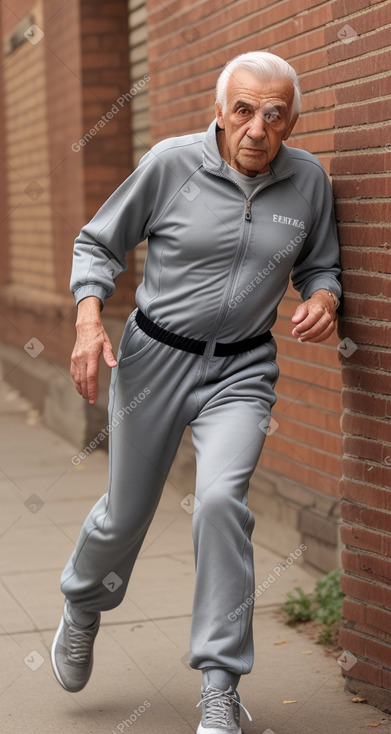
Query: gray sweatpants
61 310 279 676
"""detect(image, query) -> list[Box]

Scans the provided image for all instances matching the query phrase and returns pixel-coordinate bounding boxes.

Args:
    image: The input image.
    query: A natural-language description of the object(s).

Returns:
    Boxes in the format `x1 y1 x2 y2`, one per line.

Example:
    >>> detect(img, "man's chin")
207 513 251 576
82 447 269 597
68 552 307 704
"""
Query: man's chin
236 154 269 176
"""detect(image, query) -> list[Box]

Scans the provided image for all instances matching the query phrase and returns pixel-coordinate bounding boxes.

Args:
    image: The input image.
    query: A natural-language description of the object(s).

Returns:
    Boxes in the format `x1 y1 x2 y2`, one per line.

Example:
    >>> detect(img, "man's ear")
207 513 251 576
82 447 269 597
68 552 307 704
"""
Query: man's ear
215 102 225 129
283 113 299 141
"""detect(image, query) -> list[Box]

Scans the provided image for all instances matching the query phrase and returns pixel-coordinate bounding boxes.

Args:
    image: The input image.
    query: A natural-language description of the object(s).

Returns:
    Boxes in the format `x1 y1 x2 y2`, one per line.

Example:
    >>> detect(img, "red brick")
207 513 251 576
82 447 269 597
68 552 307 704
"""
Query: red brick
341 658 385 687
341 575 391 615
287 131 335 154
342 437 384 463
335 75 391 105
344 460 391 488
339 626 391 676
340 478 391 512
302 50 391 92
341 501 391 534
277 395 341 432
341 365 391 396
339 249 360 270
366 605 391 636
333 175 391 198
342 595 367 623
343 272 391 296
276 375 343 412
331 0 373 16
341 411 391 442
342 389 388 418
277 355 342 390
262 450 340 497
81 18 123 33
340 346 391 372
267 428 341 475
82 52 128 70
343 295 391 322
340 322 391 351
342 548 391 585
338 626 366 657
361 250 391 273
98 2 127 15
341 455 364 481
276 417 342 455
331 151 390 175
335 201 391 224
337 224 390 247
336 123 391 152
148 0 331 46
340 524 391 558
328 25 391 65
331 2 390 31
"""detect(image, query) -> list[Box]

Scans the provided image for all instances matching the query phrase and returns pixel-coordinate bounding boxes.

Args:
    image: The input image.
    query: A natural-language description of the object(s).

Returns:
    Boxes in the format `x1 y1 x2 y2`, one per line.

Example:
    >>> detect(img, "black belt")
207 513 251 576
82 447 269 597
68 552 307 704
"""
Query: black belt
136 309 272 357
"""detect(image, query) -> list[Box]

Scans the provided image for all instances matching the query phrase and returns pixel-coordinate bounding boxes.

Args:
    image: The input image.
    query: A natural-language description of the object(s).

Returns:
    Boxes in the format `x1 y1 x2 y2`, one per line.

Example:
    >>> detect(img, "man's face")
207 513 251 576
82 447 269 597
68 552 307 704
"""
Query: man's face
216 68 298 177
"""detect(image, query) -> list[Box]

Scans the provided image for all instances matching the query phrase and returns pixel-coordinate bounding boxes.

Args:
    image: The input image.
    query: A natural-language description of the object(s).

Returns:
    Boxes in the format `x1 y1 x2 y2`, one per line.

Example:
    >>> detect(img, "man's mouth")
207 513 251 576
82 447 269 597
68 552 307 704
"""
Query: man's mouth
241 147 266 154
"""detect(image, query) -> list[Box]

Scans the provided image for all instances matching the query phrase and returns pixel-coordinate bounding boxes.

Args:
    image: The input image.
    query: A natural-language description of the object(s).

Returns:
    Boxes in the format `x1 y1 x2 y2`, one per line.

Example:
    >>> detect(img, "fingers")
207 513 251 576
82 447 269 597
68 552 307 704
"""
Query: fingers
292 302 336 343
102 335 118 368
70 353 99 404
291 302 309 324
70 324 118 404
294 313 336 342
85 357 99 404
299 319 336 343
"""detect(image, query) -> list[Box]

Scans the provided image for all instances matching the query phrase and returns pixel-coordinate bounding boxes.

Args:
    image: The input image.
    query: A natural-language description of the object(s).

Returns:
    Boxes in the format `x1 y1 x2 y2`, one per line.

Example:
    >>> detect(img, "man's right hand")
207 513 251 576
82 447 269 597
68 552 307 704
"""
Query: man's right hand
70 296 118 404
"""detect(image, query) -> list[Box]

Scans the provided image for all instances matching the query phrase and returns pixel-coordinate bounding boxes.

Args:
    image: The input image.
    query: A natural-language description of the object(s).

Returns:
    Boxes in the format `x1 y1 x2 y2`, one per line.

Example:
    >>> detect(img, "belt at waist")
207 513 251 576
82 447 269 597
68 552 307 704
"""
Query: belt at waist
135 309 272 357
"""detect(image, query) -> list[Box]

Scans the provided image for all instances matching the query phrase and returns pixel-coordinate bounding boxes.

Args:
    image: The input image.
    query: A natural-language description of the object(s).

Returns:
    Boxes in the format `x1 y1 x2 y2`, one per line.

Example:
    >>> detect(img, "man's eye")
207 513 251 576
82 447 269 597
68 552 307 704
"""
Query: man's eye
237 108 250 116
264 111 280 123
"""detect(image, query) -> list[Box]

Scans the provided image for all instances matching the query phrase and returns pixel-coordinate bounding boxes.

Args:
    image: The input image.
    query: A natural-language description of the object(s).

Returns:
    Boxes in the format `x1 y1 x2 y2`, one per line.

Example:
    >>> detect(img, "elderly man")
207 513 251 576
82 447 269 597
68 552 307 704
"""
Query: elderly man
51 51 341 733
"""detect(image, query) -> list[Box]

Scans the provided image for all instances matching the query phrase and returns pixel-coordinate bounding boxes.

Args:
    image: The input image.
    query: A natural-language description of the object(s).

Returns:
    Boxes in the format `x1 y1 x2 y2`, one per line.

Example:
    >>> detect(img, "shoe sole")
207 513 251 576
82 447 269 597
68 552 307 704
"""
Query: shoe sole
196 725 242 734
51 614 69 690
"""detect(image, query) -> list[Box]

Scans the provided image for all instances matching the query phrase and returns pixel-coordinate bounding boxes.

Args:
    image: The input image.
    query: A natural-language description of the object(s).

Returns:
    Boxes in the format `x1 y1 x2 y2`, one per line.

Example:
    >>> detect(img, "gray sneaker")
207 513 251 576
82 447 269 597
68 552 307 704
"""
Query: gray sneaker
51 601 100 692
196 685 252 734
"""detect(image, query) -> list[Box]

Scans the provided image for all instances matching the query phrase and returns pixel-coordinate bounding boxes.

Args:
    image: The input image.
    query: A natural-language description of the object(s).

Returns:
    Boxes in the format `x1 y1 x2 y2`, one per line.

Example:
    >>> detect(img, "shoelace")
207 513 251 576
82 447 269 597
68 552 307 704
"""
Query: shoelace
67 623 97 664
196 687 252 726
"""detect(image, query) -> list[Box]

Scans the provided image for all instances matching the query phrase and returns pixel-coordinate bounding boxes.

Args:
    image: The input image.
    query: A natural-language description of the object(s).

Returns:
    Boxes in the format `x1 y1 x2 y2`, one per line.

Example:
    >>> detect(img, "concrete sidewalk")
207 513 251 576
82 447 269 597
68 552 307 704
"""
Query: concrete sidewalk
1 380 390 734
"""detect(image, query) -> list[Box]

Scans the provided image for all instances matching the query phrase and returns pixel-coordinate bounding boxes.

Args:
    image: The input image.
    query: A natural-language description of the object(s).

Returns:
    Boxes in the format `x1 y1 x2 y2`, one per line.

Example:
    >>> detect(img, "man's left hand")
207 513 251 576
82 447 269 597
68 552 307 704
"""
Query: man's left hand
291 290 338 343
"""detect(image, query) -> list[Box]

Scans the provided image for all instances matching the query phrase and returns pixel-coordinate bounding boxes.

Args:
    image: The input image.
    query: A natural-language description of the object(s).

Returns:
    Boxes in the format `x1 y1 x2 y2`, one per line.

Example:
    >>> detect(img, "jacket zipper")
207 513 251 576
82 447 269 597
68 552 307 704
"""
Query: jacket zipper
198 169 280 382
195 161 292 381
196 179 253 382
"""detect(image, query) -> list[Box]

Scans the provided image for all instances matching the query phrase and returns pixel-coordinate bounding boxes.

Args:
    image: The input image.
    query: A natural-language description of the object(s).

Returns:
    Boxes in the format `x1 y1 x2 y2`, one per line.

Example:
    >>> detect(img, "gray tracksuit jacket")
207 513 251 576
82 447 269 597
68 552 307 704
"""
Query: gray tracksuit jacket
70 119 341 342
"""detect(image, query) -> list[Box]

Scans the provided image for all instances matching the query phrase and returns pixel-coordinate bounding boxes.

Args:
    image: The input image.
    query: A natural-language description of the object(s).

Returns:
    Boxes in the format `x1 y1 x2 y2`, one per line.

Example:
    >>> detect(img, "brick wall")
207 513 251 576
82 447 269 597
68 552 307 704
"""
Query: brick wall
0 0 135 370
3 0 56 295
0 0 84 366
78 0 134 311
0 7 9 291
128 0 150 285
42 0 84 298
327 0 391 712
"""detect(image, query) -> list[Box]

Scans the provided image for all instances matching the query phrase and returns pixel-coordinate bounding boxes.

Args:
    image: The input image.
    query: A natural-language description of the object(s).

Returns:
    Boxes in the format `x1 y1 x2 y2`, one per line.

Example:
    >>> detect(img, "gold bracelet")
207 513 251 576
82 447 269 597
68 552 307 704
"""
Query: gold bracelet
327 291 340 309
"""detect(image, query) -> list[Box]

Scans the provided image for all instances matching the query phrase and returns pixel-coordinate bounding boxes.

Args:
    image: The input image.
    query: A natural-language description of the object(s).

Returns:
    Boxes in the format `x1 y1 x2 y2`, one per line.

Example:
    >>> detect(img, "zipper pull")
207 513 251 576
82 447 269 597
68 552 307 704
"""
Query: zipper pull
245 200 252 221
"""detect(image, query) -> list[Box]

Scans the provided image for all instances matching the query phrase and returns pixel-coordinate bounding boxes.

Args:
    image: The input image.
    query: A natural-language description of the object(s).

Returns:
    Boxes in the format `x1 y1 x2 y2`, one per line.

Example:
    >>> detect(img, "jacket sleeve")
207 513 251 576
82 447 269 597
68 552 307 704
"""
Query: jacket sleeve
70 148 163 307
291 166 342 302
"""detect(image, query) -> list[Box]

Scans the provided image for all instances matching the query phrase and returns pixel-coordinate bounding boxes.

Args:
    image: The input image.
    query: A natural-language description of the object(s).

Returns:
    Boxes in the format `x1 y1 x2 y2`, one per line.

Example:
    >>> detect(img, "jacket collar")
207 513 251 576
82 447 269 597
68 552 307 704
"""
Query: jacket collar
202 118 296 183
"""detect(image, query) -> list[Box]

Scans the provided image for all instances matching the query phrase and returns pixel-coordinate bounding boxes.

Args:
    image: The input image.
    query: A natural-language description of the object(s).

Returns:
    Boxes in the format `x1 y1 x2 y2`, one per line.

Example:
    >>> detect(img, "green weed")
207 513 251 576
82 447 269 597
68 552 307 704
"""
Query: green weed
282 568 344 643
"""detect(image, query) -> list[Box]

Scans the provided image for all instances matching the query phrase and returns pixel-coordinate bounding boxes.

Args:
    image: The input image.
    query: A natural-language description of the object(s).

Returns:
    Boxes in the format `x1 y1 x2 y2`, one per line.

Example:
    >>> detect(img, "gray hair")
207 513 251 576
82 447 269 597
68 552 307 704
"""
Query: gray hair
216 51 301 121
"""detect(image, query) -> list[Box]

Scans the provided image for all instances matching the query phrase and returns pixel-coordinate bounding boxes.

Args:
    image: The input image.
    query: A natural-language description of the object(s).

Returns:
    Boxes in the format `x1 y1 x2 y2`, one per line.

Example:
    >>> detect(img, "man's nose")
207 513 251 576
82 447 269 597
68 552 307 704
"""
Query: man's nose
247 112 267 139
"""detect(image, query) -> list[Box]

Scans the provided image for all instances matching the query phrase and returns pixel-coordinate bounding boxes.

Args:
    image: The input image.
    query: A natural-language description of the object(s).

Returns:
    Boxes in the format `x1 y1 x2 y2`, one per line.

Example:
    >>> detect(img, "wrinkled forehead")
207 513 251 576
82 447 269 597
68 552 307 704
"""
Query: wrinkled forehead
225 68 294 110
